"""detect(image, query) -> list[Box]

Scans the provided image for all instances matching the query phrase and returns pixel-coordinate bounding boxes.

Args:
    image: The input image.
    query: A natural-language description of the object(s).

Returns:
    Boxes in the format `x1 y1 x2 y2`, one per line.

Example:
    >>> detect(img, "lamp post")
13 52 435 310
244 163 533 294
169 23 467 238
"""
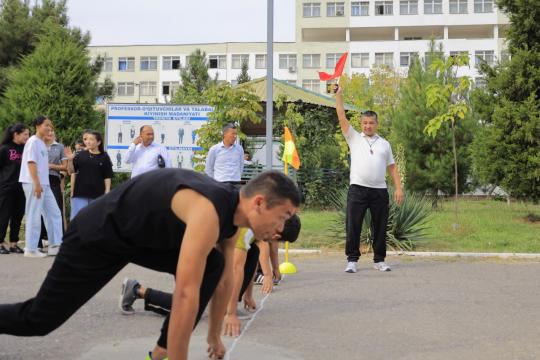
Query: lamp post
265 0 273 170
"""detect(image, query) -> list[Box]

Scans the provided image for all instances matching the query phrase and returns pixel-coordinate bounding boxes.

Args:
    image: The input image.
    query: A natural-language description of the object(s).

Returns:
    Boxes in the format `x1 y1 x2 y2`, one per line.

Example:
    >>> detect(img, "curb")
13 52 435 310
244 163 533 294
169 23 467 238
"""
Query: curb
388 251 540 259
280 249 540 259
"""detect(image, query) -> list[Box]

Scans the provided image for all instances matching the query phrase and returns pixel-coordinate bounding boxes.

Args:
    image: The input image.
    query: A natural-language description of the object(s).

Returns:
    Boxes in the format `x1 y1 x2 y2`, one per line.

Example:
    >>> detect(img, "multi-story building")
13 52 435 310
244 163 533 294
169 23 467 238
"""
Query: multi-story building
89 0 508 103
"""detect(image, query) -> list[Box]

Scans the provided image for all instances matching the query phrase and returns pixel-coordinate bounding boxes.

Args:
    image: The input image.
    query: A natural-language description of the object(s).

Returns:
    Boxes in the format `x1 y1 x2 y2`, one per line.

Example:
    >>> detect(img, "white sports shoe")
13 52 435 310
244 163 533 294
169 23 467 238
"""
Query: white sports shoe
344 262 357 273
373 262 391 272
24 250 47 258
47 245 60 256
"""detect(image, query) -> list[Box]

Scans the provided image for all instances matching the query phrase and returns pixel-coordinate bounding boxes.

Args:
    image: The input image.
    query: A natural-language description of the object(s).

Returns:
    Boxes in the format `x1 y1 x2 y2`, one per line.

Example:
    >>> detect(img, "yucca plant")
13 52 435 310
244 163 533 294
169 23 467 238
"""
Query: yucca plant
328 186 432 251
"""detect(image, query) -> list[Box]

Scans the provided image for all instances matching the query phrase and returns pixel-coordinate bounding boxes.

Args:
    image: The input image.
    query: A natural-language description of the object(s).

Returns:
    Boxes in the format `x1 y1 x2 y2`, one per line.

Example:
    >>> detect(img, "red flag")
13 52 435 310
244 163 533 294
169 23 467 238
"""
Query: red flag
318 52 348 81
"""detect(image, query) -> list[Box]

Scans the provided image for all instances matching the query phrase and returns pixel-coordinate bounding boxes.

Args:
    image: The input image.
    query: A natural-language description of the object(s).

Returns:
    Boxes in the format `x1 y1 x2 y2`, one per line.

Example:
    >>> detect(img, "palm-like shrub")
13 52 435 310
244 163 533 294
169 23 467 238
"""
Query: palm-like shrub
328 186 432 251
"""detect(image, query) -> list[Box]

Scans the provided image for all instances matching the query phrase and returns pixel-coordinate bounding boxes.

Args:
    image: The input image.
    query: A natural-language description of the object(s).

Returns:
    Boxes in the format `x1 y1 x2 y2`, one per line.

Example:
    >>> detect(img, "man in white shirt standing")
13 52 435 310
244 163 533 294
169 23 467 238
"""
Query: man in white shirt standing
205 123 244 185
125 125 171 178
19 116 63 258
335 86 404 273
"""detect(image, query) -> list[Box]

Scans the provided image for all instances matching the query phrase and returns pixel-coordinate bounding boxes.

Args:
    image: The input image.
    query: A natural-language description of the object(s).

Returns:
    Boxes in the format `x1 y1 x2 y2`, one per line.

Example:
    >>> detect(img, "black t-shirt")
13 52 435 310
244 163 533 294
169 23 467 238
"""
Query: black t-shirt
0 142 24 192
73 168 239 250
73 150 113 199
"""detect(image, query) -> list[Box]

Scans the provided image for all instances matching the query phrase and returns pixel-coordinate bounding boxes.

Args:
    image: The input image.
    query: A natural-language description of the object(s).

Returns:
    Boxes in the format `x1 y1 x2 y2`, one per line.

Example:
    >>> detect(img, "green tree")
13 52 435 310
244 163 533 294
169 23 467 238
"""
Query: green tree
177 83 262 171
0 22 102 145
172 49 216 104
236 60 251 84
470 0 540 202
97 76 116 102
0 0 72 95
392 52 475 204
424 51 473 226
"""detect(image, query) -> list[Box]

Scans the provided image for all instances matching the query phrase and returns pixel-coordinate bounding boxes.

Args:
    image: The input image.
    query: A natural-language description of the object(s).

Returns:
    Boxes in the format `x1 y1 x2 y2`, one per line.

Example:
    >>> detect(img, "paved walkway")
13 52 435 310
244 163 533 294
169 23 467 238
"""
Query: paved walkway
1 253 539 359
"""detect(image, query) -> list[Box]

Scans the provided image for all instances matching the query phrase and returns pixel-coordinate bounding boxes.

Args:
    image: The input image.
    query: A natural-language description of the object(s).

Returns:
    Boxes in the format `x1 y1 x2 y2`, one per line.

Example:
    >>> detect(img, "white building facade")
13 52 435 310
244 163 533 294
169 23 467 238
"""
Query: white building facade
89 0 508 103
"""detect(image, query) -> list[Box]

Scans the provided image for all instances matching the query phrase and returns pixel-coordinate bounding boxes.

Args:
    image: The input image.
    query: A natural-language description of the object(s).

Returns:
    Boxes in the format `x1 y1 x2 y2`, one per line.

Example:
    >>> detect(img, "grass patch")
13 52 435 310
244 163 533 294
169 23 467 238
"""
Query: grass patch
296 199 540 253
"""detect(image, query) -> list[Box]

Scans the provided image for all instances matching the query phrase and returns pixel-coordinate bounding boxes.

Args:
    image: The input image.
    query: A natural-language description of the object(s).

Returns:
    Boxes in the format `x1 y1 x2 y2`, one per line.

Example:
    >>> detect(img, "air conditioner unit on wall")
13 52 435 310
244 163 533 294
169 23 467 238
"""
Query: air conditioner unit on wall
288 66 296 73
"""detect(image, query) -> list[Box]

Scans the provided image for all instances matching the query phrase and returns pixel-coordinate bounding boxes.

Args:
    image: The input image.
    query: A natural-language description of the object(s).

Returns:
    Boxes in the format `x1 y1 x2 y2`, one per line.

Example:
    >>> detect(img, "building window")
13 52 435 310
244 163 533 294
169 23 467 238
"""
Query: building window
400 0 418 15
424 0 442 14
139 81 157 96
375 1 393 15
500 50 510 63
400 52 418 66
103 57 113 72
326 53 341 68
375 52 394 67
140 56 158 71
303 54 321 68
351 1 369 16
162 81 180 96
162 56 181 70
449 0 467 13
285 80 297 86
474 0 493 13
404 36 422 40
302 79 320 92
230 80 238 86
303 2 321 17
474 77 487 88
118 57 135 71
351 53 370 68
232 54 249 69
449 51 469 62
425 52 444 66
279 54 297 70
255 54 267 69
117 82 134 96
209 55 226 69
327 2 345 16
475 50 494 65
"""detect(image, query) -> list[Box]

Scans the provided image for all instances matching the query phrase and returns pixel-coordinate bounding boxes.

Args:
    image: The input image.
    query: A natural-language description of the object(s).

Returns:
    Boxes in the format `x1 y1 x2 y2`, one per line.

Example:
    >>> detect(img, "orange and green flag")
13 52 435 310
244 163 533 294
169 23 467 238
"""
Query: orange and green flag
282 126 301 170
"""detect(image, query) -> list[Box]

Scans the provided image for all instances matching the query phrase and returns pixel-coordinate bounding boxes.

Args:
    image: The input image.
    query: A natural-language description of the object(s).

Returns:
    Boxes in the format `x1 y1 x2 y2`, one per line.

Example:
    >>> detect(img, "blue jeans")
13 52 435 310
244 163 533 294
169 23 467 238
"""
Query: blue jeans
22 183 62 251
70 197 95 220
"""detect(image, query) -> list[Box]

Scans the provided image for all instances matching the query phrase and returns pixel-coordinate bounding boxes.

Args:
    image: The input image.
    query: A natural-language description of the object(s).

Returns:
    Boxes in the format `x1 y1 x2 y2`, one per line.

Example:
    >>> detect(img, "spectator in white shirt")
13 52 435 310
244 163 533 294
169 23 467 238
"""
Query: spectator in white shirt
125 125 171 178
205 123 244 184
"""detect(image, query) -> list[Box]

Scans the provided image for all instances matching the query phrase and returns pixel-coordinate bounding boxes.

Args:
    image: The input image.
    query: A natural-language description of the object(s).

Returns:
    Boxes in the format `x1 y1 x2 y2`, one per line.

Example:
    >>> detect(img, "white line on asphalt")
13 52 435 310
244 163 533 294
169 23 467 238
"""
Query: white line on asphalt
224 279 279 360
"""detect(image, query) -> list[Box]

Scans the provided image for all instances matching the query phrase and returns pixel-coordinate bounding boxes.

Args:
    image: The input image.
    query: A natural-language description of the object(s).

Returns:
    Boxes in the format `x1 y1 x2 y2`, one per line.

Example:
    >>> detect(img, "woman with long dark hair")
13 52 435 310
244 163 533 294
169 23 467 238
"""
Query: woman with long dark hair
70 130 113 219
19 116 63 258
0 123 30 254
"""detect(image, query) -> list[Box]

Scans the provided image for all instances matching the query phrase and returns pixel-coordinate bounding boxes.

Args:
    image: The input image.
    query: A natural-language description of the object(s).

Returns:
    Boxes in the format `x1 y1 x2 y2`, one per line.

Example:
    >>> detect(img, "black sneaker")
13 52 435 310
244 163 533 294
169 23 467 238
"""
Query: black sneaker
0 245 9 255
9 245 24 254
119 278 140 315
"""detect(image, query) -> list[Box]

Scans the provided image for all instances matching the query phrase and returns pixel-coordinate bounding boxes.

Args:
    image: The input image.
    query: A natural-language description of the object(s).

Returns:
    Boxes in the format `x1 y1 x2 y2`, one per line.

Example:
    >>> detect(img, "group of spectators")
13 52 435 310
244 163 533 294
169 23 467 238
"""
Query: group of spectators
0 116 113 257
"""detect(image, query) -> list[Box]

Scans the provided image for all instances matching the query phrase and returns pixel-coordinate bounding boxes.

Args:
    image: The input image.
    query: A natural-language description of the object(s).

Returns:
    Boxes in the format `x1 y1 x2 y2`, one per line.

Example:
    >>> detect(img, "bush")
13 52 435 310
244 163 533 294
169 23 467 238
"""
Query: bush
328 185 432 251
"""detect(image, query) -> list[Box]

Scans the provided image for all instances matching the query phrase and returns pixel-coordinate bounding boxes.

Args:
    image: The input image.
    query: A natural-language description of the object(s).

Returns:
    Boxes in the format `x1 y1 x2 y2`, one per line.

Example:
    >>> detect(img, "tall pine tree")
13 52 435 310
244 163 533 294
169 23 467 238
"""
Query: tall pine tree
0 22 102 145
470 0 540 201
392 56 475 200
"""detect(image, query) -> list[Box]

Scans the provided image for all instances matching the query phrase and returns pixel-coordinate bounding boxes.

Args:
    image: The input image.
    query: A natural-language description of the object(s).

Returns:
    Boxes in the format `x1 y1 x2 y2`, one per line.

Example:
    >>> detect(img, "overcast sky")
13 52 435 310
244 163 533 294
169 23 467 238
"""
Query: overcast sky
66 0 296 46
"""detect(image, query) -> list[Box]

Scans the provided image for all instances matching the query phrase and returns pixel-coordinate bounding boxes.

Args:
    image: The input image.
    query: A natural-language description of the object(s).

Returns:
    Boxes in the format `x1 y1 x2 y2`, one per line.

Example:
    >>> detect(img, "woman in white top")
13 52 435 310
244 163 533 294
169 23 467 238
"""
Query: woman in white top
19 116 63 258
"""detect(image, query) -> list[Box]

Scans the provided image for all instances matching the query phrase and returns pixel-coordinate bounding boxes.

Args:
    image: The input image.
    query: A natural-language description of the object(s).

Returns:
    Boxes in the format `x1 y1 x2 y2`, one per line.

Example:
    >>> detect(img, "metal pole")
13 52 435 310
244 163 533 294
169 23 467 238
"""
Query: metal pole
265 0 274 170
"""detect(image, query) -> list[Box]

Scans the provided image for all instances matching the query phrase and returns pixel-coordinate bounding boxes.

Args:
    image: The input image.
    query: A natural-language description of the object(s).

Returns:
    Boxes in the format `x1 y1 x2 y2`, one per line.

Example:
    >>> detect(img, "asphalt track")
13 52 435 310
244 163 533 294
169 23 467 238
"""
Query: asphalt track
1 252 539 359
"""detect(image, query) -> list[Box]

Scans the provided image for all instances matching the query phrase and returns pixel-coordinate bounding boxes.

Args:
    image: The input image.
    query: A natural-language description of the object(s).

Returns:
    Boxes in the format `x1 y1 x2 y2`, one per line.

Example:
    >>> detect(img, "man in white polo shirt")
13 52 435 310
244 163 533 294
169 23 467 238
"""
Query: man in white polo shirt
335 86 404 273
125 125 171 178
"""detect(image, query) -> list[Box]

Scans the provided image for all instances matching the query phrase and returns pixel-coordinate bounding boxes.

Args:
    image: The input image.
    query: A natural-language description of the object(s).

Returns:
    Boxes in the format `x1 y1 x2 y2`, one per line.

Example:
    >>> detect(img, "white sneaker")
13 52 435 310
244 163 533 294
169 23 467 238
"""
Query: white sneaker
373 262 391 272
344 262 357 273
24 250 47 258
47 245 60 256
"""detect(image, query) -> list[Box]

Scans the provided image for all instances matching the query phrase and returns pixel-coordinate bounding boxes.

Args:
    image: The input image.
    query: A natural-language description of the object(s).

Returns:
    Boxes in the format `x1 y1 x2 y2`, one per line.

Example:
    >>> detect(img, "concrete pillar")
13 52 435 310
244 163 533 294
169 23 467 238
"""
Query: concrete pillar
444 26 448 40
346 28 350 42
394 27 399 41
